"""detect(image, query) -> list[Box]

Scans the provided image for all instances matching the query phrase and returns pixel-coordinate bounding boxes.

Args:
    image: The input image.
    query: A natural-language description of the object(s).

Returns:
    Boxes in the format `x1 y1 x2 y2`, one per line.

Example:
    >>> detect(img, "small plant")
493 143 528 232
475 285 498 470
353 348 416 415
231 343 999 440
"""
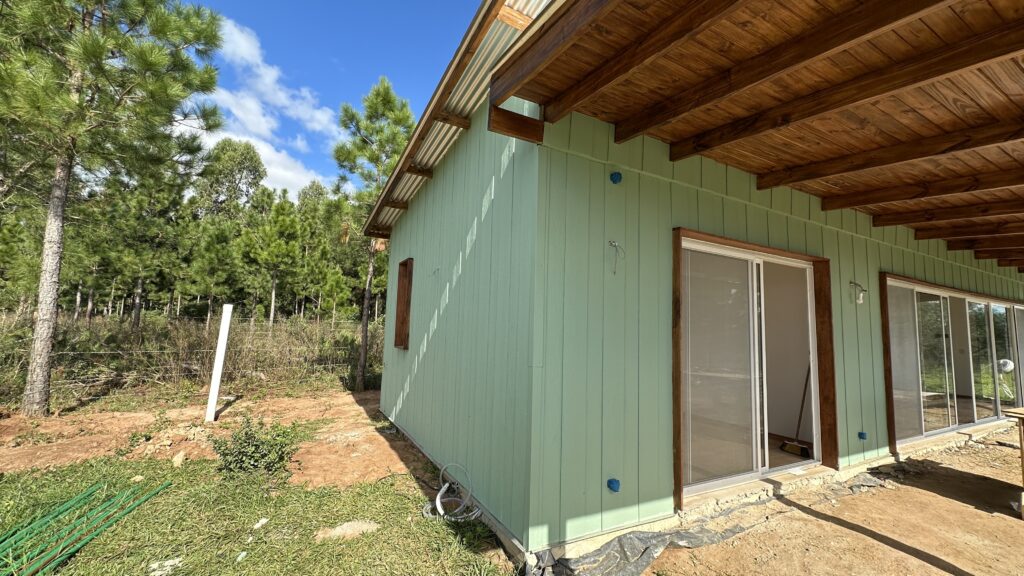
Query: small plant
212 416 302 476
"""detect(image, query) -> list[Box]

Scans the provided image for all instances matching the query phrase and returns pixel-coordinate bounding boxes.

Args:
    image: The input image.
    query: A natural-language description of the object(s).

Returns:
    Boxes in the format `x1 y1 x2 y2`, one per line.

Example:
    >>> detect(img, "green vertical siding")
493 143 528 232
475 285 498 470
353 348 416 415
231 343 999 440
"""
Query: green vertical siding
381 101 539 545
526 112 1024 550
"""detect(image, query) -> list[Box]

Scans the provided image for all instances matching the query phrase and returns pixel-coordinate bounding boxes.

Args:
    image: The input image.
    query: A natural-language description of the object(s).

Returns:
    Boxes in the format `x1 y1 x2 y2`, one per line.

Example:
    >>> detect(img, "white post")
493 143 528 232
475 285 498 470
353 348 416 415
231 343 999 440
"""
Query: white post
205 304 233 422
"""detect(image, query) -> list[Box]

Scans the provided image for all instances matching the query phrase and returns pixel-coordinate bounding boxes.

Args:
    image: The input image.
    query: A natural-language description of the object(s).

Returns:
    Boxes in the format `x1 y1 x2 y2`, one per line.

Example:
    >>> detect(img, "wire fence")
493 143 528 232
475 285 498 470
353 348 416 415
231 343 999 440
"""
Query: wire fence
0 312 384 411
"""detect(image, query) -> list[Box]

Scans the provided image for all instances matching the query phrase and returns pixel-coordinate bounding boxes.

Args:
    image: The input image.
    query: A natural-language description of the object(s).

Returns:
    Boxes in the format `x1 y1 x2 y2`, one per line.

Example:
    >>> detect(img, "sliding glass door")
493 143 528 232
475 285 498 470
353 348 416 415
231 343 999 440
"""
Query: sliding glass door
993 305 1017 410
680 249 757 485
917 293 956 432
680 243 818 490
969 301 996 420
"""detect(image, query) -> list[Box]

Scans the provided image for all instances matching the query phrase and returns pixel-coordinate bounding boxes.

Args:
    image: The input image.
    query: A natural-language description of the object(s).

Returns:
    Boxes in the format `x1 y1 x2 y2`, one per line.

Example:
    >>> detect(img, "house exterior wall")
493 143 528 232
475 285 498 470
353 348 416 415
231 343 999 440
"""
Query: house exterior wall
380 100 540 545
525 112 1024 550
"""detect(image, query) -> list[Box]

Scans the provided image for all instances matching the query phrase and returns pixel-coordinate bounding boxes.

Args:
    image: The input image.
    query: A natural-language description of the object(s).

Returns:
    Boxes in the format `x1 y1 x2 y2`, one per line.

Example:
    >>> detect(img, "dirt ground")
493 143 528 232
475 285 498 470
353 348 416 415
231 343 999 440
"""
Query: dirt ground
647 426 1024 576
0 390 431 490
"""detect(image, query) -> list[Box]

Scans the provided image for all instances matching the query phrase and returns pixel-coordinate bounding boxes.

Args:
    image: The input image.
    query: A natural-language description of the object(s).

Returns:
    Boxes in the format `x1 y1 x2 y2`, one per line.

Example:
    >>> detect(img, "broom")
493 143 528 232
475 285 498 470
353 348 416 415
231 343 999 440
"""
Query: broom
779 365 813 459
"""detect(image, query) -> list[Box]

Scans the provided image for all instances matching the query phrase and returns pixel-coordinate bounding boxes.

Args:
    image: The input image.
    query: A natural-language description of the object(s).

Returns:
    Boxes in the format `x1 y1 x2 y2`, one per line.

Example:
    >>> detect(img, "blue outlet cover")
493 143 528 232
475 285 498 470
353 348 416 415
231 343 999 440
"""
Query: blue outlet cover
858 431 868 440
607 478 621 493
609 171 623 184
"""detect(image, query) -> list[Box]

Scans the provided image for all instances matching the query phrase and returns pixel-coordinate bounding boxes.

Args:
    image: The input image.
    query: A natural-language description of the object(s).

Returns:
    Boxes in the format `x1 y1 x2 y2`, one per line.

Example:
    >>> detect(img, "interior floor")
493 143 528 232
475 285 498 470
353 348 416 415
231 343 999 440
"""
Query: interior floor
767 433 814 469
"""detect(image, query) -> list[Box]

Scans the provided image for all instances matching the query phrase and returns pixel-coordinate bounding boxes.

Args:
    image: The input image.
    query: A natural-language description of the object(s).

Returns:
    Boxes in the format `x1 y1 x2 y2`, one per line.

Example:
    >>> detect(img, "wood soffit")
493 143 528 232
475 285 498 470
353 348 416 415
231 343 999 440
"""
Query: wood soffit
488 0 1024 272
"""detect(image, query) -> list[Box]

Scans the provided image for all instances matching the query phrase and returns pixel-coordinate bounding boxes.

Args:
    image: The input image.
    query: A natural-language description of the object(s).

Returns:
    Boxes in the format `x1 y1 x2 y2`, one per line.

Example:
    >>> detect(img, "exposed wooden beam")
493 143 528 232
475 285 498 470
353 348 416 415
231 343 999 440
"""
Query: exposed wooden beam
383 200 409 210
914 221 1024 241
542 0 748 123
488 105 545 144
490 0 621 107
761 122 1024 190
823 167 1024 211
436 111 472 130
946 234 1024 251
669 19 1024 161
407 165 433 179
614 0 953 143
974 249 1024 260
497 4 533 30
365 228 392 239
996 258 1024 268
1019 266 1024 274
873 199 1024 227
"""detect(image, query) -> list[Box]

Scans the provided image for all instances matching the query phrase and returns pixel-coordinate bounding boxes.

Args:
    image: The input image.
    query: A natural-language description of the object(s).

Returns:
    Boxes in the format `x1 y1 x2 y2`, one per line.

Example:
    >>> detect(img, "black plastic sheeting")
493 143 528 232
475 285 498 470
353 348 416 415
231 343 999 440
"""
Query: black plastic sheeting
528 525 747 576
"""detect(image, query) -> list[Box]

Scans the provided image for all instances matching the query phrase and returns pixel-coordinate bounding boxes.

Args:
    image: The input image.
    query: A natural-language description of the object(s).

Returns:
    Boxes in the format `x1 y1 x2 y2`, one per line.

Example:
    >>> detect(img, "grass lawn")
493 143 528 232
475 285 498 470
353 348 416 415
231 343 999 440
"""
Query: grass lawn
0 457 513 575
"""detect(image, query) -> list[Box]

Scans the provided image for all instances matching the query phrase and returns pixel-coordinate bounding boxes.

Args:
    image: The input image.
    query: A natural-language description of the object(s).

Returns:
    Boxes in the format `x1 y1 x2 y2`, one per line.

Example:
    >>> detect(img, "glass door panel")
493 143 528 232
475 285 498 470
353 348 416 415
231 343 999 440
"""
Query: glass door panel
1014 307 1024 408
992 305 1016 411
916 293 955 432
888 286 924 440
968 302 996 419
681 249 756 485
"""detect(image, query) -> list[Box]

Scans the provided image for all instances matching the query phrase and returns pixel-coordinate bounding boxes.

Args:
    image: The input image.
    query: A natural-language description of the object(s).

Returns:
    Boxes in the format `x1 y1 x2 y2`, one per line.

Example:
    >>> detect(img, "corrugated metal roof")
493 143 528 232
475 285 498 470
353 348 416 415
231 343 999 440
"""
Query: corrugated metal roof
365 0 553 237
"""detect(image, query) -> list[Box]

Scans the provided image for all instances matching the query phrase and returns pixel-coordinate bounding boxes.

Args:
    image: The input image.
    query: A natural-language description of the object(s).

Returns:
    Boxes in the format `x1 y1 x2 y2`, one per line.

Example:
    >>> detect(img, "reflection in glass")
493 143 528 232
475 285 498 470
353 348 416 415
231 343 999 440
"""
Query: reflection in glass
968 302 995 419
916 293 955 432
681 250 755 485
992 305 1016 410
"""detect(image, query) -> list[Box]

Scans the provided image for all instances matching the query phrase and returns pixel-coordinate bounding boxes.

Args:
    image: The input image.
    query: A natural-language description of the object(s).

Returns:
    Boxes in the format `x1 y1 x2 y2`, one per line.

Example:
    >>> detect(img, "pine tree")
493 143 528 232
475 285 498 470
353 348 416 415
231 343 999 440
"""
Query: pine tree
1 0 221 415
333 77 414 391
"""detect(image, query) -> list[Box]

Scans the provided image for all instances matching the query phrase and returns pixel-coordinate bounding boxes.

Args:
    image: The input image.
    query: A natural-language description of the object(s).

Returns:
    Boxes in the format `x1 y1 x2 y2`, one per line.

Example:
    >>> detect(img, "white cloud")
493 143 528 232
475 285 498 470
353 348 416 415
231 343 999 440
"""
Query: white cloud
290 133 309 153
210 88 278 139
219 19 343 140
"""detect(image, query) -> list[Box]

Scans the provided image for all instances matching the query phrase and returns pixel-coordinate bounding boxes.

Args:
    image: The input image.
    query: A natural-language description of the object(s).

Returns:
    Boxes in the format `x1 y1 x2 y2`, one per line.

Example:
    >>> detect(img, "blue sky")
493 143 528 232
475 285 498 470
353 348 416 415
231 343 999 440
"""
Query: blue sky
198 0 480 193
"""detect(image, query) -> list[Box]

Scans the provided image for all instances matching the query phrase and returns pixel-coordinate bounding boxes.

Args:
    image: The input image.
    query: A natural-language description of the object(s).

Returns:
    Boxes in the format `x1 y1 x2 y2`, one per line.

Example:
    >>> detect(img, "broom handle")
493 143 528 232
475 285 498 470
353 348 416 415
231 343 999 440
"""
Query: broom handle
793 364 811 440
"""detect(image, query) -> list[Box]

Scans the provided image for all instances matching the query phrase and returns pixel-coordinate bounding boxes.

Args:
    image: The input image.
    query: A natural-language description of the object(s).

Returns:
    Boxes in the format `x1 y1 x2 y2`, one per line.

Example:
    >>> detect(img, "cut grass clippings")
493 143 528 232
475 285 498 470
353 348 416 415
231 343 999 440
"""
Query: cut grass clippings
0 458 513 575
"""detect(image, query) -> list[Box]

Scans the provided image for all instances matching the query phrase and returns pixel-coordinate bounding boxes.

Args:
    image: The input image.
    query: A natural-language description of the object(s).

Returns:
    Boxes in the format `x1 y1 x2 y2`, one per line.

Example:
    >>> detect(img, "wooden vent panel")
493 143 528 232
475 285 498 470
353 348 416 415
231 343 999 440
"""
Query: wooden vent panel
395 258 414 350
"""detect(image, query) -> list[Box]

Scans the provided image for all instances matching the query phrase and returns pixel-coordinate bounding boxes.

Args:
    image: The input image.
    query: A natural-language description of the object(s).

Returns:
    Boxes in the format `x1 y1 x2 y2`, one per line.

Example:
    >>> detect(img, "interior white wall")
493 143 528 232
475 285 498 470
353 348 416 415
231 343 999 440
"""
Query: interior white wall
763 262 813 443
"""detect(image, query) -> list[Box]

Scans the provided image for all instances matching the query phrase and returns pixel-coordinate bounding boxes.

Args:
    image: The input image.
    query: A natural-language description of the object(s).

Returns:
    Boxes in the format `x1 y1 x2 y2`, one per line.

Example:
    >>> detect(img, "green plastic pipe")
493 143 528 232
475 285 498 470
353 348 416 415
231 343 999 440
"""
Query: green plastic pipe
8 487 138 576
35 482 171 575
0 483 102 557
17 487 140 576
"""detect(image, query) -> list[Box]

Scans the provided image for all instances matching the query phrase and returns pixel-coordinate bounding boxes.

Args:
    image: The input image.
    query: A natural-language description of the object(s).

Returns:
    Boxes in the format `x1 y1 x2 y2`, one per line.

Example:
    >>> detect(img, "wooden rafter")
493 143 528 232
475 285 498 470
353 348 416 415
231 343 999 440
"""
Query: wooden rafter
914 221 1024 241
823 168 1024 211
614 0 953 143
973 249 1024 260
542 0 748 123
436 111 472 130
997 258 1024 268
873 199 1024 227
383 200 409 210
490 0 621 107
488 105 545 143
497 4 533 30
760 121 1024 190
407 165 433 179
669 18 1024 161
947 234 1024 251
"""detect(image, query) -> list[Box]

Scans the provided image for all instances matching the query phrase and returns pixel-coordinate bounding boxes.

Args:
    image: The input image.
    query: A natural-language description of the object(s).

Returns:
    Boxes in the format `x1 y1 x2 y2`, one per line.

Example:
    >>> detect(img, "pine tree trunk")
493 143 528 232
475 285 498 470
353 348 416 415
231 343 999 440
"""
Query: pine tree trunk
331 300 336 331
355 239 376 392
205 295 213 333
300 297 305 320
73 281 82 321
22 149 74 417
106 280 115 317
269 273 277 327
118 296 125 318
131 277 143 331
85 288 94 324
176 293 181 317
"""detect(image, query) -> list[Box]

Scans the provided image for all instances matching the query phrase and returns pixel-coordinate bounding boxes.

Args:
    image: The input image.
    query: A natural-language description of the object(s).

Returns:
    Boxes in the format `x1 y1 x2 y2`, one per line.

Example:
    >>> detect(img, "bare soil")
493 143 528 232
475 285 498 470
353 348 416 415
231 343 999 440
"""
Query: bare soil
0 390 431 490
648 426 1024 576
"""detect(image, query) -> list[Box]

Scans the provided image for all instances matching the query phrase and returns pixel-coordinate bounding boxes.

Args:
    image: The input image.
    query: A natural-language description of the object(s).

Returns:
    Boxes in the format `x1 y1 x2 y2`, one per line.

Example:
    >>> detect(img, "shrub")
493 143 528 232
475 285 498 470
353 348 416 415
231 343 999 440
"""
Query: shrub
212 416 302 476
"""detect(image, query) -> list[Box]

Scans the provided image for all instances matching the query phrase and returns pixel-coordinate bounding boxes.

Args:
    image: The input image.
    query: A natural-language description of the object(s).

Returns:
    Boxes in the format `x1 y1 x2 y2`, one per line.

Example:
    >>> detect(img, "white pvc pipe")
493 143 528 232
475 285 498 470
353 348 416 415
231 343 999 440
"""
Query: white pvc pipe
205 304 233 422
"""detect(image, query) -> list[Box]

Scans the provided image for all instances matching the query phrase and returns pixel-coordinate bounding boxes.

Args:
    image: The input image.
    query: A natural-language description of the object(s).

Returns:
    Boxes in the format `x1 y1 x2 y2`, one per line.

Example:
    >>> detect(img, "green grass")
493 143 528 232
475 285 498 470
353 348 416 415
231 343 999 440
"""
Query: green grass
0 458 513 576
